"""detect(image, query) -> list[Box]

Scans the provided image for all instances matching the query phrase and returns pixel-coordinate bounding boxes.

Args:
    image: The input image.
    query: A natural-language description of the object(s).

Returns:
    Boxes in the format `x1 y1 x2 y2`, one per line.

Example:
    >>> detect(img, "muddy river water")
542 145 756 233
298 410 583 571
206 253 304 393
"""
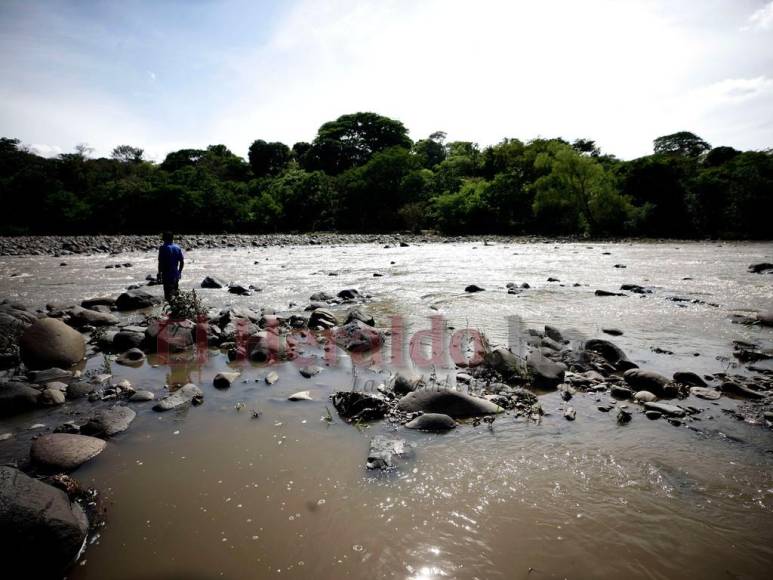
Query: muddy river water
1 239 773 579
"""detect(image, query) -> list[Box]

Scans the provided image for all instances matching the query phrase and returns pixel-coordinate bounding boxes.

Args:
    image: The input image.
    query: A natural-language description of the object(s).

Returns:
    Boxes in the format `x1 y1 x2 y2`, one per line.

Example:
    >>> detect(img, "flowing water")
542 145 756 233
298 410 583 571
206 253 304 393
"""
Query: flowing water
1 240 773 580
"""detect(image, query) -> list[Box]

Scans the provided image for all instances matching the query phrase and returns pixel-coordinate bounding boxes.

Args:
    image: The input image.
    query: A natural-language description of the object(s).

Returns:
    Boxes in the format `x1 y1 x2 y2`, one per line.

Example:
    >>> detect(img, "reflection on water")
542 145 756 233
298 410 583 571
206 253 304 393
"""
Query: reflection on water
1 240 772 579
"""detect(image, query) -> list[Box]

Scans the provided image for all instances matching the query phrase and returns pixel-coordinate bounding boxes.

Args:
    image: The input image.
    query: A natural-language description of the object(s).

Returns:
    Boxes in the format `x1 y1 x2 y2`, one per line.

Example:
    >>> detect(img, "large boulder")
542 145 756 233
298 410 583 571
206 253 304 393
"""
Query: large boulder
333 319 384 352
19 318 85 370
30 433 106 471
623 369 676 397
144 319 196 353
0 466 88 577
584 338 638 371
80 406 136 437
115 289 161 311
201 276 227 289
0 301 36 368
484 347 525 381
397 389 502 418
526 352 566 388
113 330 145 351
65 306 119 328
0 381 40 416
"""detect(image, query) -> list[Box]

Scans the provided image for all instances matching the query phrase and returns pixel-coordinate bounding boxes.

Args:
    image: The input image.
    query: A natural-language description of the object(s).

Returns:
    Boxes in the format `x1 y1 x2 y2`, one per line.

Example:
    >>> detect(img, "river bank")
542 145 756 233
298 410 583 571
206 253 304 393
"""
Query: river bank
1 239 772 579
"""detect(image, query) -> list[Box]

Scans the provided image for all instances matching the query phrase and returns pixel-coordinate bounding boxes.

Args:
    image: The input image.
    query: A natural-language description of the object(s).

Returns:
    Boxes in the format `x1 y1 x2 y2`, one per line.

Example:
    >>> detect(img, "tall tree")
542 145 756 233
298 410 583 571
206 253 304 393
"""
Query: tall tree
248 140 291 177
653 131 711 157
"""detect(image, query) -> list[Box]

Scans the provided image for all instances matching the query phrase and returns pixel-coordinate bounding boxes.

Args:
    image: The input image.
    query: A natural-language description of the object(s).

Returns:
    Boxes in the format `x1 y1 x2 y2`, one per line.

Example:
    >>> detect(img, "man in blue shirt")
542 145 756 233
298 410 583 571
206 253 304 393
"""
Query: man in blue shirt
157 232 185 301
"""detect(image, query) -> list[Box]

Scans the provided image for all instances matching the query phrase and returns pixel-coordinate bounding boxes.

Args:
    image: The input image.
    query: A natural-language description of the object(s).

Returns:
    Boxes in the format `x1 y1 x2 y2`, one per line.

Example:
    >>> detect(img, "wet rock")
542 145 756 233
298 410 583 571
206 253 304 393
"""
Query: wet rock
544 325 564 343
81 296 116 309
213 371 240 389
153 383 204 411
748 262 773 274
145 319 195 353
309 291 334 302
27 367 74 384
113 329 145 351
40 388 66 406
564 406 577 421
333 319 384 352
201 276 227 289
720 381 765 400
66 382 95 400
0 381 40 415
31 433 106 471
405 413 456 431
465 285 485 293
65 306 119 328
484 347 525 381
397 389 502 418
595 289 627 297
673 371 707 387
81 406 136 437
602 328 623 336
299 365 321 378
690 387 721 401
20 318 86 370
115 288 160 311
643 402 686 418
227 283 252 296
129 389 155 402
547 277 560 282
610 385 634 399
620 284 651 294
288 390 312 401
367 435 412 470
116 348 146 366
623 369 675 397
540 337 563 351
308 308 337 329
617 407 633 424
331 391 389 422
584 339 637 371
345 307 375 327
259 314 284 329
392 373 421 395
265 371 279 385
633 390 657 403
0 466 89 577
645 410 662 420
526 352 566 388
337 288 360 300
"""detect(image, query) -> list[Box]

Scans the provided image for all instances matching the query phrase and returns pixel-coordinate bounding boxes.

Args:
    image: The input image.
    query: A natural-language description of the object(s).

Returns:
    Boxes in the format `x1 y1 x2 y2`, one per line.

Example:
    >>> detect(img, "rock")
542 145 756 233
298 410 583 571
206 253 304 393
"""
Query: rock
405 413 456 431
564 406 577 421
0 381 40 415
115 288 160 310
610 385 634 399
81 406 136 437
617 408 632 424
309 291 334 302
65 306 119 328
116 348 146 366
584 339 637 371
145 319 195 353
19 318 85 370
690 387 721 401
602 328 623 336
337 288 360 300
392 373 421 395
81 296 116 309
40 388 66 406
0 466 89 577
288 390 312 401
213 372 240 389
673 371 706 387
397 389 502 418
129 389 155 402
227 282 252 296
367 436 411 470
299 365 321 378
633 390 657 403
265 371 279 385
333 319 384 352
484 347 525 381
643 402 686 418
465 285 485 293
720 381 765 400
748 262 773 274
345 307 375 327
540 337 563 351
309 308 337 329
595 289 627 297
113 330 145 351
526 352 566 388
201 276 227 289
259 314 284 329
331 391 389 422
31 433 106 471
153 383 204 411
66 382 95 400
547 277 560 282
620 284 651 294
623 369 676 397
645 410 662 420
544 325 564 343
27 367 73 383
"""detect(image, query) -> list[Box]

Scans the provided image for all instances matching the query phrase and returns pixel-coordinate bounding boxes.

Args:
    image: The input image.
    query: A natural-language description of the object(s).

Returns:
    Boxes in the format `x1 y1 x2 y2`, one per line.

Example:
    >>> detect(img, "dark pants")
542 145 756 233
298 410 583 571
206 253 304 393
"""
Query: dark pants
163 279 179 301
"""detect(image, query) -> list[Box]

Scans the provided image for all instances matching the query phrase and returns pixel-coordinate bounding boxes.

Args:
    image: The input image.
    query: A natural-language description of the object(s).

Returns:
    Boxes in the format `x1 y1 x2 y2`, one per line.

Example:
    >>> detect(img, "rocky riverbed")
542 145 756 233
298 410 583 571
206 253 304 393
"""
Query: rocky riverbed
1 237 772 579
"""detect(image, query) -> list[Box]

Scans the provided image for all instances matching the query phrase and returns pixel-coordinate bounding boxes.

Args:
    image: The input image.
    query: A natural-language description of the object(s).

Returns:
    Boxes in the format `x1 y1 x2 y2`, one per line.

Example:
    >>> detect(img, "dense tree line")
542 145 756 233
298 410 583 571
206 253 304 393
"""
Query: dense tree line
1 113 771 238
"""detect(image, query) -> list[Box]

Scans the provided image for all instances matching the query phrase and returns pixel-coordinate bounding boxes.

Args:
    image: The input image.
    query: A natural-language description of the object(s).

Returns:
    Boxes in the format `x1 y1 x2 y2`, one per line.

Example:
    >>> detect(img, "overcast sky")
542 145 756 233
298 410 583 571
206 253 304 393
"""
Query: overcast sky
1 0 772 161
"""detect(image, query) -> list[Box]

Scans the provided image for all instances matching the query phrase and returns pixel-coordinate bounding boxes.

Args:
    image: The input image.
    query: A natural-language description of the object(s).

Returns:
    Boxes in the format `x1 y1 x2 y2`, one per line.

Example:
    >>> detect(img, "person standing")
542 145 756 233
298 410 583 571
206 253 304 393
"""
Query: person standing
157 232 184 301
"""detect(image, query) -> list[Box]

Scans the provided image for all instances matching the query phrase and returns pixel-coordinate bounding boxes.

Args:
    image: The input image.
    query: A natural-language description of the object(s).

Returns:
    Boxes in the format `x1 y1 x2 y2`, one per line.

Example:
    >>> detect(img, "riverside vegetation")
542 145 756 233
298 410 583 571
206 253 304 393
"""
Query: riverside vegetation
1 112 771 238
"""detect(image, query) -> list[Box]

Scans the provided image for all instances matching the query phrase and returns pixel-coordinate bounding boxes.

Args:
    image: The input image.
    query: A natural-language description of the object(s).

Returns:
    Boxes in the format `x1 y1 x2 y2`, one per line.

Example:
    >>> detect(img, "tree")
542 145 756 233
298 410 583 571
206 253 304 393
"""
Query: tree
653 131 710 157
412 131 447 169
111 145 145 163
248 140 291 177
572 138 600 157
704 146 740 168
306 112 412 174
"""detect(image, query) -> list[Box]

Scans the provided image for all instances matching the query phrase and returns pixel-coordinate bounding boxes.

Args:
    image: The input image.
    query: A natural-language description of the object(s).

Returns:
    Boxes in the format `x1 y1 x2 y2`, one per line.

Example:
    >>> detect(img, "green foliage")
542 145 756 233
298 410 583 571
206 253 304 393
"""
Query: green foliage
0 121 769 238
164 289 206 321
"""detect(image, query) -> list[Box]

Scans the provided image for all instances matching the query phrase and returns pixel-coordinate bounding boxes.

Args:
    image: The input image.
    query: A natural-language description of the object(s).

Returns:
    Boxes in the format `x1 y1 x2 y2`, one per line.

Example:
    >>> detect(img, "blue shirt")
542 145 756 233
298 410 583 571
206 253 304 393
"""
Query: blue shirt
158 243 184 282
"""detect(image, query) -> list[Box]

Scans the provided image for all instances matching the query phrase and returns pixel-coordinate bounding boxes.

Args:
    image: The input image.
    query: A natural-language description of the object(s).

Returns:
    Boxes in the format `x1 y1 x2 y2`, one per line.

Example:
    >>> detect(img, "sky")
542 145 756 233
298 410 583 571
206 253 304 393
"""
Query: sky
1 0 772 161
